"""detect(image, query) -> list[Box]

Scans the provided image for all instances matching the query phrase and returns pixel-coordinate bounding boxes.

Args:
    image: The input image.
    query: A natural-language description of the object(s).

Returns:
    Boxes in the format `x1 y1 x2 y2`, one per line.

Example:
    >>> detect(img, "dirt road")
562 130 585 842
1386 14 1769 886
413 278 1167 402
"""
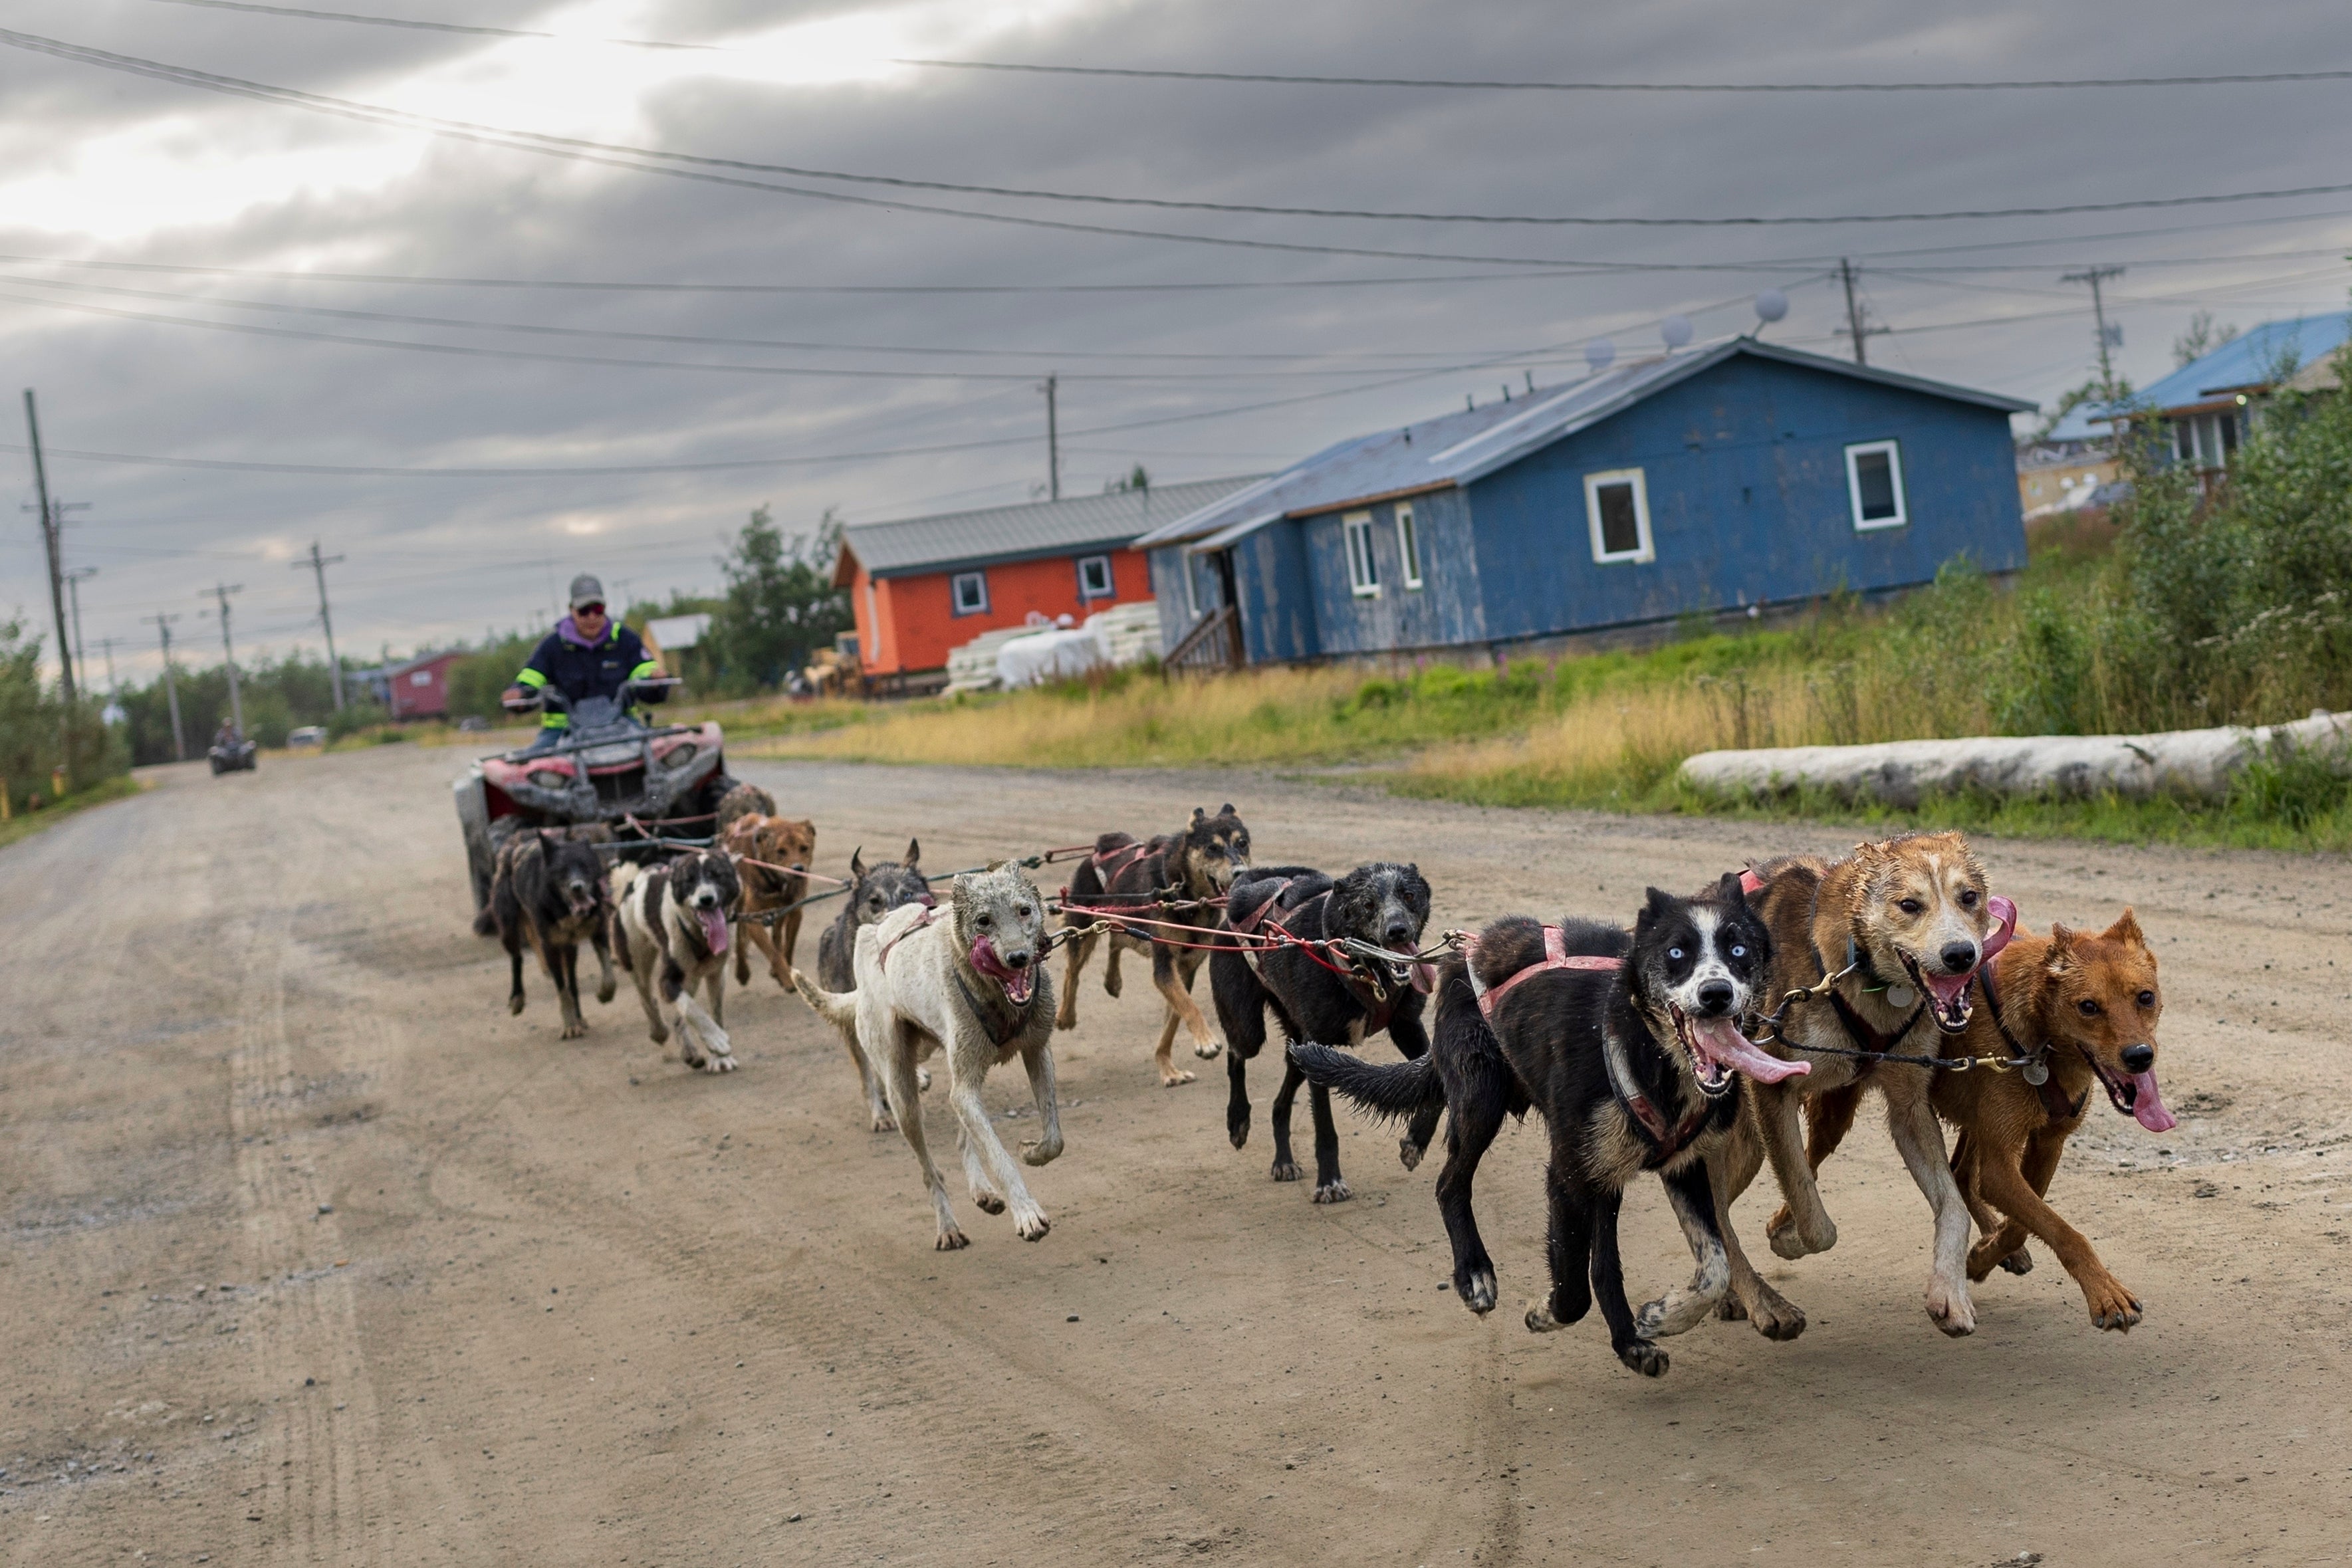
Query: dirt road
3 742 2347 1567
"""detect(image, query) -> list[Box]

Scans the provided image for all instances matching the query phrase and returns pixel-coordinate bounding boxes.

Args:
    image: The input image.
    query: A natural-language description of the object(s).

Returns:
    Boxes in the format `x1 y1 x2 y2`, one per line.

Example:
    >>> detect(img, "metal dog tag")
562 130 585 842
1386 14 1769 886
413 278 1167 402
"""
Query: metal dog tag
1885 984 1917 1009
2022 1058 2050 1085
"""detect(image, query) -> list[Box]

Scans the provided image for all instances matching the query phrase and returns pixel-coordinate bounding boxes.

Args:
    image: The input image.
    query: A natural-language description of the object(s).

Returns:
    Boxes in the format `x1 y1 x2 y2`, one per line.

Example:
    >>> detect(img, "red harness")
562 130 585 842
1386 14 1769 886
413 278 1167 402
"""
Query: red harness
1090 840 1157 885
877 906 938 971
1467 925 1624 1020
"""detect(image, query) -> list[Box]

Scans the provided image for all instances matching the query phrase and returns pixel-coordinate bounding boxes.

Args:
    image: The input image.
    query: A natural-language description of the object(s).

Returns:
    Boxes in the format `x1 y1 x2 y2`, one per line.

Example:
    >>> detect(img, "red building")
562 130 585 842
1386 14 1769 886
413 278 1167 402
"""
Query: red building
377 649 465 719
834 477 1261 681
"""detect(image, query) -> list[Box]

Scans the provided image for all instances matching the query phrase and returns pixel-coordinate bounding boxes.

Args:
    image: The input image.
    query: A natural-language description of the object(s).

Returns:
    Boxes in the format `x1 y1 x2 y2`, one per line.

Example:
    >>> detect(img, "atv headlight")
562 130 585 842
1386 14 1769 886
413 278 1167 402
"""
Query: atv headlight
663 743 698 769
528 768 571 789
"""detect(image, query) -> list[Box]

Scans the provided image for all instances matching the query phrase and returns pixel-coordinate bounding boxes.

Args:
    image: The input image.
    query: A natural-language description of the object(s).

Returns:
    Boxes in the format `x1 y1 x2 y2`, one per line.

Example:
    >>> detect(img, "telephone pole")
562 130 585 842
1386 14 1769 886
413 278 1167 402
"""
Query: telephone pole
145 613 185 761
293 540 348 710
94 635 121 695
64 565 97 697
1040 374 1061 501
20 390 76 702
1835 259 1889 366
2061 265 2127 398
202 582 245 734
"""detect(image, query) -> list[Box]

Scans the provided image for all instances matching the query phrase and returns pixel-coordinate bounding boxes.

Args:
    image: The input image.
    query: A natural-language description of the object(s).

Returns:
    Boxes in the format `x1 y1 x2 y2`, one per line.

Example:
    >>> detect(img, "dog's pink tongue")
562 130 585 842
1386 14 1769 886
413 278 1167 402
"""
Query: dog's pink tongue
1924 970 1971 1009
2131 1071 2177 1133
1691 1018 1812 1083
1004 968 1035 1004
698 907 729 954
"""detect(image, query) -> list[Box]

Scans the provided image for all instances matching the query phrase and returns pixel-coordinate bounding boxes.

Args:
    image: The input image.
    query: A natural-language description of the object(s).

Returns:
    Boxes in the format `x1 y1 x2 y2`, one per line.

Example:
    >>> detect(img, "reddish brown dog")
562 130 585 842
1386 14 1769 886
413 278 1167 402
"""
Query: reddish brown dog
1780 910 2175 1331
711 782 817 988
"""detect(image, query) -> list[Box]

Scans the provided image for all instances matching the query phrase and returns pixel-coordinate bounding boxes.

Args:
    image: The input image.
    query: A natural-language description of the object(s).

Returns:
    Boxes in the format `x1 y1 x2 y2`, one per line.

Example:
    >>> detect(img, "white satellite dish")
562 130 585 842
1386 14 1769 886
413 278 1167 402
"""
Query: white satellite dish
1753 288 1789 324
1660 315 1694 350
1585 338 1616 372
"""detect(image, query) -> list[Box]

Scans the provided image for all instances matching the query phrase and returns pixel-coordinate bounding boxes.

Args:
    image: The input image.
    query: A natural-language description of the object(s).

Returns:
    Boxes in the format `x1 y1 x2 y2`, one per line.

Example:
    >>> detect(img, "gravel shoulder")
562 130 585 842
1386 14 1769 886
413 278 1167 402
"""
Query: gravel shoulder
2 745 2346 1566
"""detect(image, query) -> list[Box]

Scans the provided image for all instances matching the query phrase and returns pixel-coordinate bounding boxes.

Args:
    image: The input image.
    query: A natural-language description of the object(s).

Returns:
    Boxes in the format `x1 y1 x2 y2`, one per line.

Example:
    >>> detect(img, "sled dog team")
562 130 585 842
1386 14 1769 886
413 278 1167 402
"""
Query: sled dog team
483 786 2176 1375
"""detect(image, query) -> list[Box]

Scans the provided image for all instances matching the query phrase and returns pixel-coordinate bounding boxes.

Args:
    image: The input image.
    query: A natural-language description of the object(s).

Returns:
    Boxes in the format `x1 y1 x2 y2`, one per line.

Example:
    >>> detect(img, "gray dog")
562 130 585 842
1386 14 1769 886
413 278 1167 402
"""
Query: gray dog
797 864 1062 1249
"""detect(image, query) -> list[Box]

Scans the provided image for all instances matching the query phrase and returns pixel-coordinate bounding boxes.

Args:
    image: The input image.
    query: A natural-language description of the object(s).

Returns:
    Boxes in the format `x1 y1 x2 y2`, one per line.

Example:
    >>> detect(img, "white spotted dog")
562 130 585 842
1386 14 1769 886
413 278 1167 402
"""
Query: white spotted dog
795 865 1061 1250
611 849 744 1074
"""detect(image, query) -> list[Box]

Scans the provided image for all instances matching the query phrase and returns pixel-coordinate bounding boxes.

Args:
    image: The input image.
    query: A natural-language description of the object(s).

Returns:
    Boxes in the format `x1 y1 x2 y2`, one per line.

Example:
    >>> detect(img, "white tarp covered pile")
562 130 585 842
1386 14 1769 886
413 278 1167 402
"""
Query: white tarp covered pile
1084 600 1166 667
948 602 1165 693
997 625 1108 689
944 623 1048 695
1681 709 2352 806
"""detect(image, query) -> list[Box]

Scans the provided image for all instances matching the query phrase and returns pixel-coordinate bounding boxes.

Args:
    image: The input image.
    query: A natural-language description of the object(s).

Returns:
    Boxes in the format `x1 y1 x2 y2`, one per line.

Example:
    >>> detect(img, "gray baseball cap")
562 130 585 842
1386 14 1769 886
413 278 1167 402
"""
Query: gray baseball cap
568 573 606 608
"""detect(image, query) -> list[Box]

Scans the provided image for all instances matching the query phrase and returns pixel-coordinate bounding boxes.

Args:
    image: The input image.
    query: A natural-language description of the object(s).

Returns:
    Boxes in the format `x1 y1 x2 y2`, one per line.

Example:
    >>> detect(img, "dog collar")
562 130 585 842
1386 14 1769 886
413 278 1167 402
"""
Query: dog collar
1602 1021 1712 1169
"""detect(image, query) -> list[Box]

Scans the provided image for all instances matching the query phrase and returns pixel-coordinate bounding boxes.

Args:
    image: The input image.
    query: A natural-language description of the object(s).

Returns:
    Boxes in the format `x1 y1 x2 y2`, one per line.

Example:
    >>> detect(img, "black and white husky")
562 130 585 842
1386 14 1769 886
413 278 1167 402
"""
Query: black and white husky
611 849 744 1074
1294 875 1806 1377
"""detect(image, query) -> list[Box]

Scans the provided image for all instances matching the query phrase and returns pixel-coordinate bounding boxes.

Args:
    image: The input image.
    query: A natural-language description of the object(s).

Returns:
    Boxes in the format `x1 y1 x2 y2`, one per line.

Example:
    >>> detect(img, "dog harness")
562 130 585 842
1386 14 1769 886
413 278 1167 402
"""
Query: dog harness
877 906 938 972
1090 840 1157 885
1974 956 2089 1123
1464 925 1625 1021
1603 1035 1719 1169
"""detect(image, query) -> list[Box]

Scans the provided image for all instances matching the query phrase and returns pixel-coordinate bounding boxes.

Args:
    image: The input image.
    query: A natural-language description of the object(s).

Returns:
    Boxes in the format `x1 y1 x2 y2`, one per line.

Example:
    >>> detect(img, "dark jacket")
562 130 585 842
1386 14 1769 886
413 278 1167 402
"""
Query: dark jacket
515 621 659 727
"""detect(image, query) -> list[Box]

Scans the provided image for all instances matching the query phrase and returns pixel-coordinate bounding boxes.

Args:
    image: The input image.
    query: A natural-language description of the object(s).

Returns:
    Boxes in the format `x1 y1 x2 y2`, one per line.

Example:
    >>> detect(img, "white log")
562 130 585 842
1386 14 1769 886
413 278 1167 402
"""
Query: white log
1679 709 2352 806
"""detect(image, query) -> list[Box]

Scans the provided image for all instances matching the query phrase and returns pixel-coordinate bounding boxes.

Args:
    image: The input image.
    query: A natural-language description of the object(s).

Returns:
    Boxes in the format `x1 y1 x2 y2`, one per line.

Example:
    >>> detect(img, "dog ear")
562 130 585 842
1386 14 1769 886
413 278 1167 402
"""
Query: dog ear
2044 923 2075 976
2106 907 2145 947
850 845 868 879
1716 869 1751 908
903 838 920 869
1191 806 1207 826
1220 803 1236 817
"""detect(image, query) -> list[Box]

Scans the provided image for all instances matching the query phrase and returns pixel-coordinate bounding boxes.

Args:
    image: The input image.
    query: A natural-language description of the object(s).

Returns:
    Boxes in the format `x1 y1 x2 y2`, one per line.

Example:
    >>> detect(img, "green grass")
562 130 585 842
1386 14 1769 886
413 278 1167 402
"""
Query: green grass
0 774 144 852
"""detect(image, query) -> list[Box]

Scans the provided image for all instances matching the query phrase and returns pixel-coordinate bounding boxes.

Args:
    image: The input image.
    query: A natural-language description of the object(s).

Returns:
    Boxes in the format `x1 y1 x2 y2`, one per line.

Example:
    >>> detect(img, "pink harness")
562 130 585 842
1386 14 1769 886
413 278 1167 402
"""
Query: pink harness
1467 925 1623 1020
878 906 938 971
1091 840 1155 884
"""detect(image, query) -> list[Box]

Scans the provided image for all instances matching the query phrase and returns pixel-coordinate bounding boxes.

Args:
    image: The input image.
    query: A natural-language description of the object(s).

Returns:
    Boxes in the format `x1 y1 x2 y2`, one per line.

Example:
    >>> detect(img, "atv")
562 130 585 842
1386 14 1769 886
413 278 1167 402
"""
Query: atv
209 736 259 774
453 679 733 918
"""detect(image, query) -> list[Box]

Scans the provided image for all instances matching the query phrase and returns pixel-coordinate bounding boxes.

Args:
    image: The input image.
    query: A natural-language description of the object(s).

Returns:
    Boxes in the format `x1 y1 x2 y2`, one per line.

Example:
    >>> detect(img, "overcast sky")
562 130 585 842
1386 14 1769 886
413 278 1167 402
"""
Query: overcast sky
3 0 2349 685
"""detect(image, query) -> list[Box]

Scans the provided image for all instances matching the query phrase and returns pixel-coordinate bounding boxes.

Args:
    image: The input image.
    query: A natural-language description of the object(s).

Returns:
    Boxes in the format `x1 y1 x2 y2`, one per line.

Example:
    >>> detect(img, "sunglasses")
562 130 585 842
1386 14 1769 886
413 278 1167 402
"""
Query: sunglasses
574 602 606 617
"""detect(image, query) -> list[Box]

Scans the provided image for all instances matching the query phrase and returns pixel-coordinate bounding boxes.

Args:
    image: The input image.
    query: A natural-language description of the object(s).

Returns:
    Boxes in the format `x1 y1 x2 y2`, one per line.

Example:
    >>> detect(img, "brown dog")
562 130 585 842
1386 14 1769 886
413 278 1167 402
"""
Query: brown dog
720 811 817 988
1711 832 2006 1339
1785 911 2173 1331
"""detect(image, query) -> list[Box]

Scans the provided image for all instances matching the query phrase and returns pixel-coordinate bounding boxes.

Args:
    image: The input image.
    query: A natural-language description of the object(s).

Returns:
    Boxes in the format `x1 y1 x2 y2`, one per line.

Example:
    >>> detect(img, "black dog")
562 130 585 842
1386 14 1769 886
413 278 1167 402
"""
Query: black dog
1057 804 1250 1086
476 828 616 1040
813 840 935 1129
1296 877 1805 1376
1210 862 1434 1203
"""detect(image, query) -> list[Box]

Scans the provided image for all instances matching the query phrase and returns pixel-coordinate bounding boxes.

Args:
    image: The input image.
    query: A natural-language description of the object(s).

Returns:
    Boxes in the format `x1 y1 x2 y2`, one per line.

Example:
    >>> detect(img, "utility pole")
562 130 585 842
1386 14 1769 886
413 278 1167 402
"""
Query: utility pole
1835 259 1889 366
64 565 97 696
20 390 76 702
145 614 185 761
94 635 121 695
293 540 348 710
1040 374 1061 501
2060 265 2127 398
202 582 245 734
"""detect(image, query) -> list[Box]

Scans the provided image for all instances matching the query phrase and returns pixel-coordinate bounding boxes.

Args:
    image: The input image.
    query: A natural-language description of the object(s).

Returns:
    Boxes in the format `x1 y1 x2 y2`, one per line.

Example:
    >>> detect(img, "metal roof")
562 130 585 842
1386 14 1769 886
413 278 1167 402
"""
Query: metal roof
1134 339 2036 548
834 475 1266 581
2046 310 2352 439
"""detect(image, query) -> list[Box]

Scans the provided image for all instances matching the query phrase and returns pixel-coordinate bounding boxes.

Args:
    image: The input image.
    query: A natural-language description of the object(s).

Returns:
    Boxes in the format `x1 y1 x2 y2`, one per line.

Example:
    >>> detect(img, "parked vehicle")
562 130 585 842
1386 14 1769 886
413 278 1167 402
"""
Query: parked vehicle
288 725 328 748
451 679 731 917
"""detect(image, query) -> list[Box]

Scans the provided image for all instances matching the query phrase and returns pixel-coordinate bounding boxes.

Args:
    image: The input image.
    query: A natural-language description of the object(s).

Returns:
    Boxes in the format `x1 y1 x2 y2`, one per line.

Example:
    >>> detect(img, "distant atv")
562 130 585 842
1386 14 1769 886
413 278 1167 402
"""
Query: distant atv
453 680 733 917
209 735 259 775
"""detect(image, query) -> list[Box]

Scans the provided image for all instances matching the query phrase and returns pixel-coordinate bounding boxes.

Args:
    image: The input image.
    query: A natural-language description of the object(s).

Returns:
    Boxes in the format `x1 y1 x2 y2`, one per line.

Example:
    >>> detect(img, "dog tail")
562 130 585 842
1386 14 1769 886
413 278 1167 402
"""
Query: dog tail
792 970 859 1029
1290 1042 1441 1125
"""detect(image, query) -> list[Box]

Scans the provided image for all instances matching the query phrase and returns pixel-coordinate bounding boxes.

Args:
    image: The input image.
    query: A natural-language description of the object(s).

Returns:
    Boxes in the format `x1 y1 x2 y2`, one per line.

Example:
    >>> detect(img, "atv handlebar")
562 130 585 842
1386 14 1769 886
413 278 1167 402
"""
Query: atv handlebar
503 675 677 714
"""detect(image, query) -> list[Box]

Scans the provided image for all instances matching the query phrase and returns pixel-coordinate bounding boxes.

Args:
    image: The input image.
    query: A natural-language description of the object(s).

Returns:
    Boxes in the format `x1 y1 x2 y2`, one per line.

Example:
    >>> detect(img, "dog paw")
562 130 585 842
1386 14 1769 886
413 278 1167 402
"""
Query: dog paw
869 1112 898 1133
1398 1138 1427 1171
1021 1135 1064 1167
1053 1009 1078 1032
1714 1293 1748 1321
1615 1340 1670 1379
1765 1205 1834 1260
596 979 617 1004
560 1022 588 1040
1228 1113 1250 1152
700 1054 739 1074
1740 1282 1808 1341
916 1066 933 1093
2000 1248 2035 1277
649 1026 671 1046
1925 1279 1976 1338
508 995 527 1016
2085 1276 2143 1332
1160 1068 1197 1087
1312 1178 1352 1205
1014 1209 1051 1242
1524 1301 1567 1334
1268 1159 1302 1182
935 1226 971 1252
1457 1268 1497 1315
1193 1038 1224 1062
971 1191 1007 1215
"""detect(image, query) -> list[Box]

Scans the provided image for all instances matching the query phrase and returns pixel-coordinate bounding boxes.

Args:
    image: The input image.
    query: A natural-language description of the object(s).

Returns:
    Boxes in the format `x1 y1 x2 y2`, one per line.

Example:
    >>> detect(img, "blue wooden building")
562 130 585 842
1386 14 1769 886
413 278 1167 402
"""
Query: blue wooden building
1135 338 2034 667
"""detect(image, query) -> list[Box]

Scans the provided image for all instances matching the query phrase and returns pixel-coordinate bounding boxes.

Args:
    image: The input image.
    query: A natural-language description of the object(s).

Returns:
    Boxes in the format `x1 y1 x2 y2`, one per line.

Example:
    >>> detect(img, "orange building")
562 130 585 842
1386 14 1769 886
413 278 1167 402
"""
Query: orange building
833 478 1262 681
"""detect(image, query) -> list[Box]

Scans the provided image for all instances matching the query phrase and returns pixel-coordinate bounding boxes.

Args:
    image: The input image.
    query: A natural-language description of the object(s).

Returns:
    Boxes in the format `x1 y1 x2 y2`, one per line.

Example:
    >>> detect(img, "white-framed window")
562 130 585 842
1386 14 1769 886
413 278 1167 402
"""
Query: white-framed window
1076 554 1114 600
410 669 433 687
1844 440 1908 531
1395 503 1425 590
1583 469 1654 564
1344 510 1380 598
950 570 989 616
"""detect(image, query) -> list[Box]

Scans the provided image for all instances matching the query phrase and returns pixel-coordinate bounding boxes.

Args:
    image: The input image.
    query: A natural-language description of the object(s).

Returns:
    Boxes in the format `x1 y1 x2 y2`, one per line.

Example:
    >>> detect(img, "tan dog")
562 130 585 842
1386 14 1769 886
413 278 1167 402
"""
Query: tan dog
1712 832 2005 1339
721 812 816 987
1786 911 2173 1331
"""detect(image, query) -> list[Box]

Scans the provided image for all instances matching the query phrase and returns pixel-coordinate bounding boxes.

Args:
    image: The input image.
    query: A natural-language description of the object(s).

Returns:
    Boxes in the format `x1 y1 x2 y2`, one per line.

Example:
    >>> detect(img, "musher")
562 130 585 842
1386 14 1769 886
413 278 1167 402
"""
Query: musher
501 574 665 752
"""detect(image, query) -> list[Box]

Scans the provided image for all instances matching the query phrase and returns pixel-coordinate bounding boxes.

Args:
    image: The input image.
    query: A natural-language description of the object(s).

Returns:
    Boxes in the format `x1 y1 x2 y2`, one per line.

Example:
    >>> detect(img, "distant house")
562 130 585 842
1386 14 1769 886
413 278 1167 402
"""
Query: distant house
642 612 712 663
2050 311 2351 481
372 649 465 719
832 477 1264 684
1131 338 2034 669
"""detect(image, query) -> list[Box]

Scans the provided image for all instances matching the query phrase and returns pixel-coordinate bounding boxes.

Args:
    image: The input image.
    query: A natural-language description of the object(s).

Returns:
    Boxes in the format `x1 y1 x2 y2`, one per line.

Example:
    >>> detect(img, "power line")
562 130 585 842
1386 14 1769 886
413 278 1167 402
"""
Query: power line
895 58 2352 93
14 29 2352 239
126 3 2352 92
